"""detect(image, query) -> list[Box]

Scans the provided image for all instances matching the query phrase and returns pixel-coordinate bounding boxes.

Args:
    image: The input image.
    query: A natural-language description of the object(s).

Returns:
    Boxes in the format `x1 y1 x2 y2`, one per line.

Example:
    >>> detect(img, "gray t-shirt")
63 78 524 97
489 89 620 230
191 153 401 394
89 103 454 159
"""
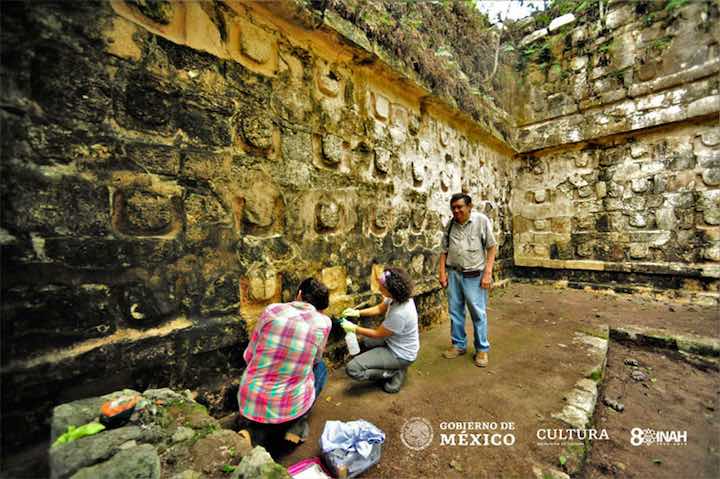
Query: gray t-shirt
382 297 420 362
442 211 497 272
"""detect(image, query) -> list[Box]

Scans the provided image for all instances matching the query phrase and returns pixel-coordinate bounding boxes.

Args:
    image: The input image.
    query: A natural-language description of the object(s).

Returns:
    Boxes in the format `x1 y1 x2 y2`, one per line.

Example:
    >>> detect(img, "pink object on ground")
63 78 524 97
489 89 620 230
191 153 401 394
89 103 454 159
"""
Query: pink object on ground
287 457 333 479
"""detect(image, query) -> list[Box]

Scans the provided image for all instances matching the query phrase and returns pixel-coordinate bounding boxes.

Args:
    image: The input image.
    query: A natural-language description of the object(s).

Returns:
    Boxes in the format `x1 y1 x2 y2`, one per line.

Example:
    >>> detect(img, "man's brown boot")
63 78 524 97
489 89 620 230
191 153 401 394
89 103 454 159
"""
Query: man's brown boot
442 347 466 359
474 352 489 368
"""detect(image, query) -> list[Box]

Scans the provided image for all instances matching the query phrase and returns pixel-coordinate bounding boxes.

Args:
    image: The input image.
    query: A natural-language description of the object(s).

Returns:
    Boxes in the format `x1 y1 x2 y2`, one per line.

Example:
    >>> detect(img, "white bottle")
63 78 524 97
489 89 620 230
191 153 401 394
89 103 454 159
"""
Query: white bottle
345 331 360 355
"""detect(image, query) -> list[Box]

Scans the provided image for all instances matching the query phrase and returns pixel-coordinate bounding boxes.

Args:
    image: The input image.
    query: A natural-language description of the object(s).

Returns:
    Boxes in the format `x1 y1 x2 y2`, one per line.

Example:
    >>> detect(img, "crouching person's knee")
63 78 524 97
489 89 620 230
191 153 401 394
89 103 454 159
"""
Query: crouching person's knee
346 359 362 380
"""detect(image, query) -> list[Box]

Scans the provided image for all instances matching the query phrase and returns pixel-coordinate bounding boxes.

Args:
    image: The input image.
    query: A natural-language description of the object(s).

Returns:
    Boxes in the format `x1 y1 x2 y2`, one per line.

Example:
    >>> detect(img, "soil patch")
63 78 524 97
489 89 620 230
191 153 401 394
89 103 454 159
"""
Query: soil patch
584 341 720 479
276 283 717 478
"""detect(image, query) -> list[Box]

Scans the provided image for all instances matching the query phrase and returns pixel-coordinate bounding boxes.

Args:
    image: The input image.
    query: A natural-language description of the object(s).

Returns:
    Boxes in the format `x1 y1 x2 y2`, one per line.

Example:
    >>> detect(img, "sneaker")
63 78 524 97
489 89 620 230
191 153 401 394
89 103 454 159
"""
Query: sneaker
284 418 309 444
442 347 466 359
474 352 489 368
383 369 406 394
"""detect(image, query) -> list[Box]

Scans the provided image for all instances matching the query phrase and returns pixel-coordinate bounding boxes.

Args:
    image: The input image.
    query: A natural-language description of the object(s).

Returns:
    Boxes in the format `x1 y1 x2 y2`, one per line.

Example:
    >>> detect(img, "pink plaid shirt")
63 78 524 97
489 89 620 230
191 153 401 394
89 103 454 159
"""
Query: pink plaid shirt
238 301 331 424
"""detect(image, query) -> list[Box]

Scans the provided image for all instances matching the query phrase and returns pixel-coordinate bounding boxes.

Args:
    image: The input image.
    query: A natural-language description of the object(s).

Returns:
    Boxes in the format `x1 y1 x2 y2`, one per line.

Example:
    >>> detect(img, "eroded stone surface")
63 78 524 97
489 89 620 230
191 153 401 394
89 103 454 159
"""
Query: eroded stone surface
49 388 282 479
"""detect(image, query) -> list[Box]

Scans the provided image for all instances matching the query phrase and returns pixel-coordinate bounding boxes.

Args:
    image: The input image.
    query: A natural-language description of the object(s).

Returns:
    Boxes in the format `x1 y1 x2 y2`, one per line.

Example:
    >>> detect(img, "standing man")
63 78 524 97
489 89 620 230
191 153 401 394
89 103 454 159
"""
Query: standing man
237 277 331 446
438 193 497 367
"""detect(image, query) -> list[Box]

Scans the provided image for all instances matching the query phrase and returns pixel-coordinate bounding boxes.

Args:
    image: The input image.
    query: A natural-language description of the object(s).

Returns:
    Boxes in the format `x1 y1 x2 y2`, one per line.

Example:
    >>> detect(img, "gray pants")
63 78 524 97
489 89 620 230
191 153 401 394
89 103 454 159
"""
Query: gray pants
346 337 413 381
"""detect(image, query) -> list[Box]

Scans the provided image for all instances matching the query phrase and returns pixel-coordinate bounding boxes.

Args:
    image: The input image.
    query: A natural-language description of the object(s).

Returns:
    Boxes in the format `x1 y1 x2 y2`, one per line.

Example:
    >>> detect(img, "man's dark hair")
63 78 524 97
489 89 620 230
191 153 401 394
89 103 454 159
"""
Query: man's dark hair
384 267 414 303
450 193 472 206
298 277 329 310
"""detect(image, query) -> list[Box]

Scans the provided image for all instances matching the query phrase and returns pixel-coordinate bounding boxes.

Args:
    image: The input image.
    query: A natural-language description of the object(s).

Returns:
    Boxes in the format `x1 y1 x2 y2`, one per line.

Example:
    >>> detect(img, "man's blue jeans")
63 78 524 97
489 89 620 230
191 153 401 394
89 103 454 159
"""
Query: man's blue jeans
447 269 490 352
313 360 328 400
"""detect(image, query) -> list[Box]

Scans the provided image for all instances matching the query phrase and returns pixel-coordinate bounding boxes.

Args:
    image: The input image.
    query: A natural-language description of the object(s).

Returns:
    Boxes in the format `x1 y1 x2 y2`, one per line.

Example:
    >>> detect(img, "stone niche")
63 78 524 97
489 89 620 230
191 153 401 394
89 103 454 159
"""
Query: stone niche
370 206 393 236
240 114 275 151
283 190 360 241
112 188 182 237
229 173 285 237
315 199 342 232
373 147 391 176
321 266 349 307
240 267 281 329
321 134 345 167
314 59 346 124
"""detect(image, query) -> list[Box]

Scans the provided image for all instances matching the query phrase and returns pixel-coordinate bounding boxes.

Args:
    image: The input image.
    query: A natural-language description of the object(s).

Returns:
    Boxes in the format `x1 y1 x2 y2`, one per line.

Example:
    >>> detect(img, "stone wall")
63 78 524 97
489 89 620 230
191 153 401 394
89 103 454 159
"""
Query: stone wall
510 0 719 300
0 0 513 452
2 0 718 457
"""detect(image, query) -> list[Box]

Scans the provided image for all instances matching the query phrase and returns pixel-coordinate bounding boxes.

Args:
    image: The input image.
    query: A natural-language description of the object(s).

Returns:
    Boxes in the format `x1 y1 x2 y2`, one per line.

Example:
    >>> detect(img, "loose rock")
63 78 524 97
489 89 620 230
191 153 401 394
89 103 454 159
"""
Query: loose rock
603 397 625 412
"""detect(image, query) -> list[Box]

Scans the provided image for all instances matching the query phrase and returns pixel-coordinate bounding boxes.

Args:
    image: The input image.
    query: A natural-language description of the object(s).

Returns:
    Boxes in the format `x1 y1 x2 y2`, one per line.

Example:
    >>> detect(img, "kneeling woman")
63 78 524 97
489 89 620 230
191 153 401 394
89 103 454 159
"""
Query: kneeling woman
341 267 419 393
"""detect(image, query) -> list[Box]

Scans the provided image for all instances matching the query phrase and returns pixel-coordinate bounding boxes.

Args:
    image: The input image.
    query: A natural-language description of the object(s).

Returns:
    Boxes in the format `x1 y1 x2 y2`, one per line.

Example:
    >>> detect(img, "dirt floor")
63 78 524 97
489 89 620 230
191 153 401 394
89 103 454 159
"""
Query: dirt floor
277 283 719 478
2 283 718 478
583 342 720 479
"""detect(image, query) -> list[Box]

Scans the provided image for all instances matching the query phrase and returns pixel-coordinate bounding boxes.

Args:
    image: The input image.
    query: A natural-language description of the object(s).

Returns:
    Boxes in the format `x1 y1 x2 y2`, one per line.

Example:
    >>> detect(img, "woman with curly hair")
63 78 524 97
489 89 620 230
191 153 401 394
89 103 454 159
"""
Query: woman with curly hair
341 266 419 393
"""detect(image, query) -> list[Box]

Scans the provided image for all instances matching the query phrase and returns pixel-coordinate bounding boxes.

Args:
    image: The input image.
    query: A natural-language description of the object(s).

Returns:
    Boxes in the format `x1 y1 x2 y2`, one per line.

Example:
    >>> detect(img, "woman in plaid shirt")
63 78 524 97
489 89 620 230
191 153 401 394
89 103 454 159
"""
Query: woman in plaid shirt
237 278 331 446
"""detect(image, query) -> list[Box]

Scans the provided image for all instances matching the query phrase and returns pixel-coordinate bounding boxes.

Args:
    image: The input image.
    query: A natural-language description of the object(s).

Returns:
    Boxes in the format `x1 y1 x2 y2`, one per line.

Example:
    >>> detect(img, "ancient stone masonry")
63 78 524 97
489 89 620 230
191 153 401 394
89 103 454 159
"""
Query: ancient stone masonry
510 0 719 301
0 0 512 452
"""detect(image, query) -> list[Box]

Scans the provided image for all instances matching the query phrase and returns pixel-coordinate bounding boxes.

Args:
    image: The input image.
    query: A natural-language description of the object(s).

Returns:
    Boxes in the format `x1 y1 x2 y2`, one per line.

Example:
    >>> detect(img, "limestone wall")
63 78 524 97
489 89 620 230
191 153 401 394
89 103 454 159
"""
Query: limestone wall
0 0 513 451
510 0 719 299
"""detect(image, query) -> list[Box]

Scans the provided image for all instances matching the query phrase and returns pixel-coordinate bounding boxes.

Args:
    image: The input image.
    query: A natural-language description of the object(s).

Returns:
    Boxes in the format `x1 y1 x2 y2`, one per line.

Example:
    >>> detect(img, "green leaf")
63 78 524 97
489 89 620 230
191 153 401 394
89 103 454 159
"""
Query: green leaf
559 455 567 466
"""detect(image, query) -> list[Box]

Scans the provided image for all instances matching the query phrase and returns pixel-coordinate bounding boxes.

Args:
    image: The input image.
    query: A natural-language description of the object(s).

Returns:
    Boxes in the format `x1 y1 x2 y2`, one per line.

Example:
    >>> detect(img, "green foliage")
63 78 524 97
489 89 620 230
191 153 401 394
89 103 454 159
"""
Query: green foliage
550 63 563 78
535 11 552 28
221 464 236 474
552 0 577 15
575 0 591 13
559 455 568 466
652 35 673 51
612 67 630 84
665 0 688 12
326 0 501 123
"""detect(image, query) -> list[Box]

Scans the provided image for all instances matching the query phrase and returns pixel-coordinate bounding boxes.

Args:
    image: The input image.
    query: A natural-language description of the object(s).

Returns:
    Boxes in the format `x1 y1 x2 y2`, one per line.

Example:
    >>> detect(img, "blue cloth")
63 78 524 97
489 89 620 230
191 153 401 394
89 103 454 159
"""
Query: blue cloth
313 360 328 400
447 269 490 352
320 420 385 458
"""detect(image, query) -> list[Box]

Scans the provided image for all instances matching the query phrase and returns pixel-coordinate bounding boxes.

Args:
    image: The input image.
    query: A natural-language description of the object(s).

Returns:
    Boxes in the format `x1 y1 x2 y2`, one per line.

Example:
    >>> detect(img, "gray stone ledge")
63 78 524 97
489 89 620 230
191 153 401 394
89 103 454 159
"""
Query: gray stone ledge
610 326 720 358
514 256 720 279
628 59 720 98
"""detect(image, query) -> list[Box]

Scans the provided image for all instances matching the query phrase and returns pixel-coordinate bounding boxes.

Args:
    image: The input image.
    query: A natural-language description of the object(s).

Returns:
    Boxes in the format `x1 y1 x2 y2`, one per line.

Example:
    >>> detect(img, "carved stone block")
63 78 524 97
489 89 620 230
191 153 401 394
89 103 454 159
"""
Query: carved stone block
240 269 282 328
248 271 279 302
412 161 425 183
240 22 273 64
317 63 340 97
373 208 390 230
373 93 389 121
439 126 450 147
114 189 179 236
322 135 344 165
440 171 451 191
321 266 346 295
408 115 420 135
374 148 390 174
412 208 426 230
316 200 340 231
241 115 274 149
410 254 424 275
